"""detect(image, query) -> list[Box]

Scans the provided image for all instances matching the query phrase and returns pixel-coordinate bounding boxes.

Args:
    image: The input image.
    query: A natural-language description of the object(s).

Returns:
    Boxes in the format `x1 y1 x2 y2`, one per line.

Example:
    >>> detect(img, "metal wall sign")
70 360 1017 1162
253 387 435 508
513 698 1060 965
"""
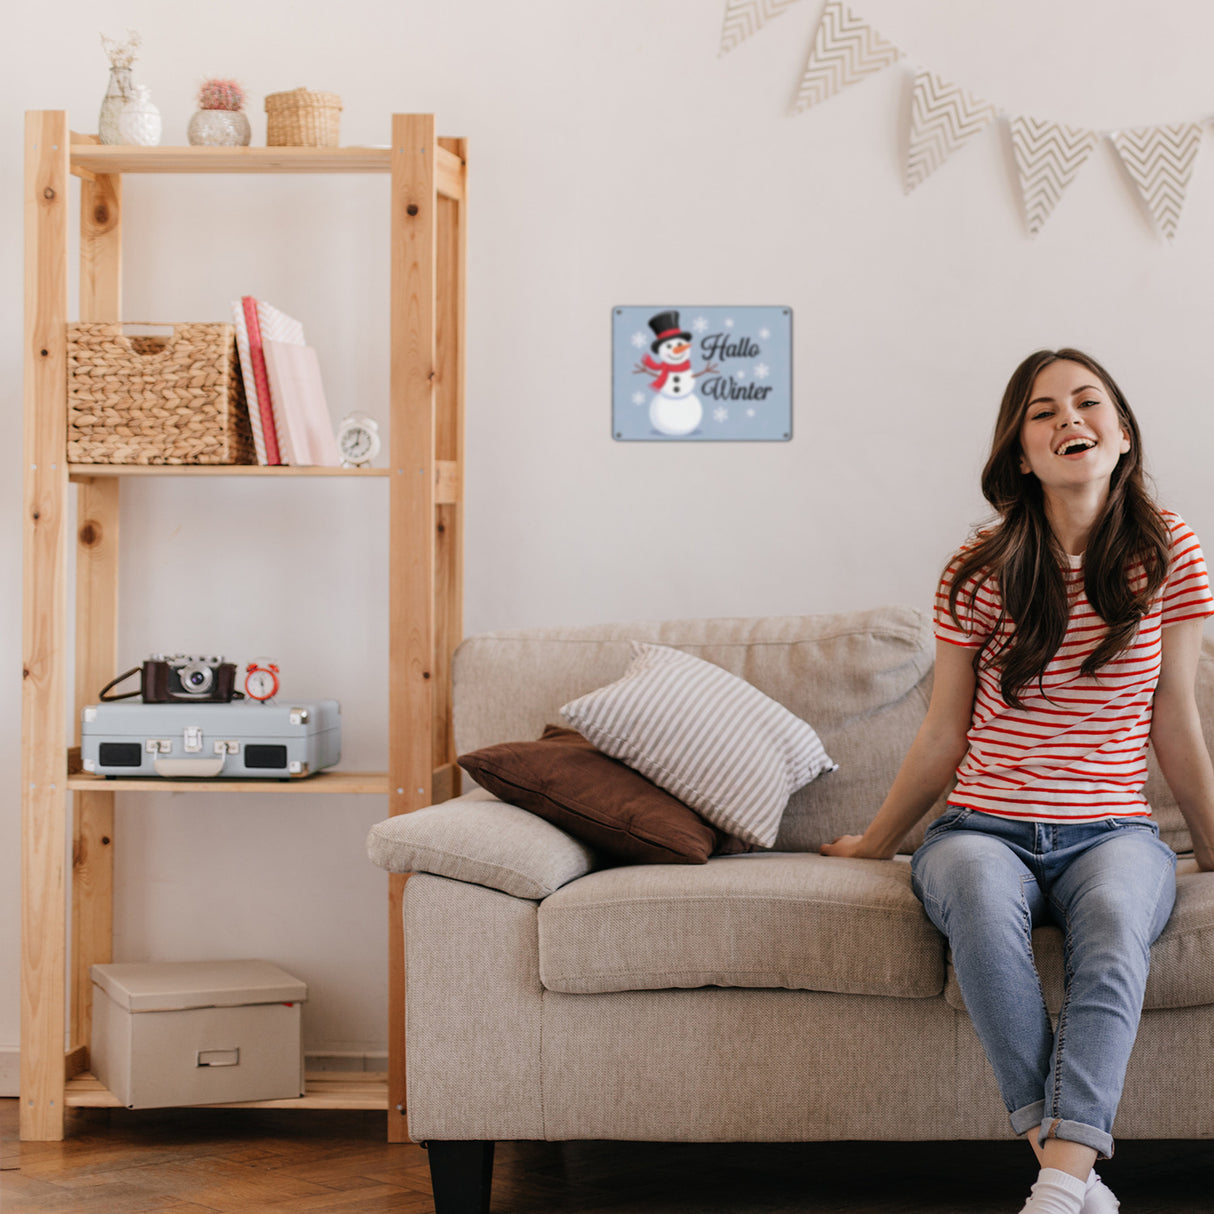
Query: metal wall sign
612 306 792 441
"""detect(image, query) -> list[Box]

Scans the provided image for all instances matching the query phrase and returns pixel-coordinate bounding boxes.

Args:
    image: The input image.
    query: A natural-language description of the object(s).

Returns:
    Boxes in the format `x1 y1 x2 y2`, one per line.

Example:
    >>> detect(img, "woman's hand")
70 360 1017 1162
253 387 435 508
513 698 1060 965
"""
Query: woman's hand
820 834 877 859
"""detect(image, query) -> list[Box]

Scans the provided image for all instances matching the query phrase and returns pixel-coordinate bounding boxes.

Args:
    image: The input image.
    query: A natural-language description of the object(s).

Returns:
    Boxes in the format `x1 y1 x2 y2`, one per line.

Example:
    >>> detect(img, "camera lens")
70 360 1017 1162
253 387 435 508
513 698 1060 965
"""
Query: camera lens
180 662 213 694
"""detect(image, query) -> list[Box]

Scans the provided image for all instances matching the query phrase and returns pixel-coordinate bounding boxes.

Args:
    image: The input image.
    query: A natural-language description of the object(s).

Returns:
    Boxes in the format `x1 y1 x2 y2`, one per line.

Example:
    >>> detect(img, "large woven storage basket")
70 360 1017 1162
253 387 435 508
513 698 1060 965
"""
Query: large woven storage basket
67 323 256 465
265 88 342 147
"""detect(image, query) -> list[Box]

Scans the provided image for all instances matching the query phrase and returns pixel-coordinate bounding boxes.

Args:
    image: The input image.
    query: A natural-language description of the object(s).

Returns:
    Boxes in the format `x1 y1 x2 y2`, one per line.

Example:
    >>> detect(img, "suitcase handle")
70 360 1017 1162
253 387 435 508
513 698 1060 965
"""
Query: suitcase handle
153 757 226 778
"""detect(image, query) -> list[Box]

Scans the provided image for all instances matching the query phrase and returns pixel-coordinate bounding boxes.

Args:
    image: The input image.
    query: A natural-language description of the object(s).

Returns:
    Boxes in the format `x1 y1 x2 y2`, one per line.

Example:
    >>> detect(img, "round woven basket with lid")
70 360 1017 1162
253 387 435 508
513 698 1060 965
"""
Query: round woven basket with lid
264 88 342 146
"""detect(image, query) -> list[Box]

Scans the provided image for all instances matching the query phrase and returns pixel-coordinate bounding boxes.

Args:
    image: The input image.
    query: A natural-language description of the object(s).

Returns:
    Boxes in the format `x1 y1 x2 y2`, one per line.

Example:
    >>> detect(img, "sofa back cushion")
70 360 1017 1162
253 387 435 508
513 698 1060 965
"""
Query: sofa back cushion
454 606 940 853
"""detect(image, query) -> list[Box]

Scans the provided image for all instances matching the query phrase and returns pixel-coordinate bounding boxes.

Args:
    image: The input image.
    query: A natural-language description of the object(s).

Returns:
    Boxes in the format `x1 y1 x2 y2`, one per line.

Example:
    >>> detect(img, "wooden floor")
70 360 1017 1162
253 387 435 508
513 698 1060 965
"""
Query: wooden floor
2 1099 1212 1212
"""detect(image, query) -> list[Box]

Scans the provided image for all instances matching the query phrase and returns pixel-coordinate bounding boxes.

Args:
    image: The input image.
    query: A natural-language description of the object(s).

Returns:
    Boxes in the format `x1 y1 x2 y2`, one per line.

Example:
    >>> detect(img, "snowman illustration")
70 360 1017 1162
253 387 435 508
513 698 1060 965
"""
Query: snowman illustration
634 310 719 436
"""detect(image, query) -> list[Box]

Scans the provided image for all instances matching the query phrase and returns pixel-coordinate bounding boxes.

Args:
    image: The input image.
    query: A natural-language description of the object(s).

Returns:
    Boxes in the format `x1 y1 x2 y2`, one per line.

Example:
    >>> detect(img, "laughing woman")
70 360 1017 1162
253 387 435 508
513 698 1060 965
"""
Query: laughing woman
822 349 1214 1214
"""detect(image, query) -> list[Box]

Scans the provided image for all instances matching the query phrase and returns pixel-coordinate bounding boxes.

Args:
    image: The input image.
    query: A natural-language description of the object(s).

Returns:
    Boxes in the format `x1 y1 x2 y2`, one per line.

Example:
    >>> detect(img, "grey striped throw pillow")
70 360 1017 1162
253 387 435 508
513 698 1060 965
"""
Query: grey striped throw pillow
560 643 836 848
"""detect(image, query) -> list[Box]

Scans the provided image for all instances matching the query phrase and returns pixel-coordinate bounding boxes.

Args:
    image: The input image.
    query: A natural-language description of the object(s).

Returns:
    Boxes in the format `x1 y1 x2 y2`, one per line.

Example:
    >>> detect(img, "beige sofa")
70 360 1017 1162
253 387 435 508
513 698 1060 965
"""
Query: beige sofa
366 606 1214 1214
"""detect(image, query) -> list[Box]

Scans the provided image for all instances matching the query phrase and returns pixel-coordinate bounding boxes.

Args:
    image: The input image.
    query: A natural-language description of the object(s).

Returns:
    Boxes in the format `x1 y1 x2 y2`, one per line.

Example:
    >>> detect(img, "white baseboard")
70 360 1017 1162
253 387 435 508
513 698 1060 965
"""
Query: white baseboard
0 1048 17 1097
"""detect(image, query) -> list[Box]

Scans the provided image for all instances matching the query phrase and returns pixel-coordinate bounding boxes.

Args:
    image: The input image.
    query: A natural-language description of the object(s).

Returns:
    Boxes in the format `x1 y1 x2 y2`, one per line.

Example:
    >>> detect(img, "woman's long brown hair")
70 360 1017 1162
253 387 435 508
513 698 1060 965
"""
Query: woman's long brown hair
947 348 1170 709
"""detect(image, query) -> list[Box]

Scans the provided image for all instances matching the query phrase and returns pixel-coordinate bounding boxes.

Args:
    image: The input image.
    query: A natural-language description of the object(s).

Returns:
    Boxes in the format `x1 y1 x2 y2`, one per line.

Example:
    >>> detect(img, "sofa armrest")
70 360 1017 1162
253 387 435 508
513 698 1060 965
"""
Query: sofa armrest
366 790 598 900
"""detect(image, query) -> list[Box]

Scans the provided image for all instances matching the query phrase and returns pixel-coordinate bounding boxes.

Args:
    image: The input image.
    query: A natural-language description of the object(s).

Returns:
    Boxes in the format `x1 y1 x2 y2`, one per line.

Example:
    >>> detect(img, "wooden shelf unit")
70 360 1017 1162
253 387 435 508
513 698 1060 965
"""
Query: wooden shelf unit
21 112 467 1142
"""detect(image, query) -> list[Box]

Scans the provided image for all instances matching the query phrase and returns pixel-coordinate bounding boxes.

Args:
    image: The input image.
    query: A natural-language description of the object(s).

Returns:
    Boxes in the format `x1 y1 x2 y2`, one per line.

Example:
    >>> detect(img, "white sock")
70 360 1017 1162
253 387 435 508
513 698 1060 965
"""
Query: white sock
1083 1169 1120 1212
1018 1166 1087 1214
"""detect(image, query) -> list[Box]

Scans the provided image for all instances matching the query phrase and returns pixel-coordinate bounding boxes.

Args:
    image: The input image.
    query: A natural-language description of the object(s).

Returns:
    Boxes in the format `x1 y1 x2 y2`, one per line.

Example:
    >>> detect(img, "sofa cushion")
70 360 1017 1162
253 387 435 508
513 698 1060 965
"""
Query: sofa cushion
560 643 837 848
943 860 1214 1013
537 853 945 998
366 792 596 900
458 726 742 864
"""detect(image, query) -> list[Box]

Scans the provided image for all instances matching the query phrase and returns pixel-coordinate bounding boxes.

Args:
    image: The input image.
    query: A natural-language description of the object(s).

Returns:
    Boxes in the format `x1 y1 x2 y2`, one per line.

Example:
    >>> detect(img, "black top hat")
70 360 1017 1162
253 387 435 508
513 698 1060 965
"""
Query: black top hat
648 310 692 353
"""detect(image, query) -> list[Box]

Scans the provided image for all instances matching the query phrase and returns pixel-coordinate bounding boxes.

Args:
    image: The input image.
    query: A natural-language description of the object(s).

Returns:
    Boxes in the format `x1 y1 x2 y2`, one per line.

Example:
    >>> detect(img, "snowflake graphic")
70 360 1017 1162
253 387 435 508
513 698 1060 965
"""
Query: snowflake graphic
713 406 729 423
724 318 734 329
758 328 771 340
746 408 757 418
632 391 646 407
754 363 770 380
692 316 710 333
631 331 647 349
734 369 747 381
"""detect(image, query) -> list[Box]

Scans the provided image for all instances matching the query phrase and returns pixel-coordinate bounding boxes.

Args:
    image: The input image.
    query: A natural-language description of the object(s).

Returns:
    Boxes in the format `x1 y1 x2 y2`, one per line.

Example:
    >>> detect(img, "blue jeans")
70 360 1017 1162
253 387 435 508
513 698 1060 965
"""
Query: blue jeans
911 808 1177 1159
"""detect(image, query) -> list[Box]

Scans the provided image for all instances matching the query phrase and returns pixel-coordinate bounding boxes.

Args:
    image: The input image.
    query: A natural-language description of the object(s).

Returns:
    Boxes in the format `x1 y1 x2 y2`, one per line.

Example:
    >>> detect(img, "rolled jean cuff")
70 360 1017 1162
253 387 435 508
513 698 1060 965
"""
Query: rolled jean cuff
1037 1117 1115 1160
1010 1100 1046 1138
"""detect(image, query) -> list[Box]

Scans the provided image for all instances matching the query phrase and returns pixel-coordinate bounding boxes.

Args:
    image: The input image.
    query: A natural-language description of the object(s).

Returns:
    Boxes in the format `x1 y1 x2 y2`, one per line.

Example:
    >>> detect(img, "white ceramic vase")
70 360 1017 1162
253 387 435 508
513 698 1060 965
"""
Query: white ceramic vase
118 85 162 147
98 65 134 145
187 109 252 147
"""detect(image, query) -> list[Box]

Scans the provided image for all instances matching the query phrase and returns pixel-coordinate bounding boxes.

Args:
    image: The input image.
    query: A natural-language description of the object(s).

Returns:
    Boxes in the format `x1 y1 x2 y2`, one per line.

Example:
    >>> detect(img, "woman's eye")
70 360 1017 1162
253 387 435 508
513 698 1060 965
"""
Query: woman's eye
1031 410 1052 421
1079 399 1099 408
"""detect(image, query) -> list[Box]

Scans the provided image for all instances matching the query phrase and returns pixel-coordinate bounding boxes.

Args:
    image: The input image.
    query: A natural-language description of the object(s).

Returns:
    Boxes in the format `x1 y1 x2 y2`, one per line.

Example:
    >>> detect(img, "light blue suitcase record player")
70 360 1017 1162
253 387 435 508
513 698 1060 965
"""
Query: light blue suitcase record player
81 700 341 779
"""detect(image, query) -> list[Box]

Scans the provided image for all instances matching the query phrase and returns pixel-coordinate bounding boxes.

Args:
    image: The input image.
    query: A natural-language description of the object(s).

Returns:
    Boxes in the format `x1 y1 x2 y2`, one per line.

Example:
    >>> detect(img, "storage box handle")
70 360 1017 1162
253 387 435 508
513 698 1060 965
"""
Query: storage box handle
107 324 183 360
196 1047 240 1068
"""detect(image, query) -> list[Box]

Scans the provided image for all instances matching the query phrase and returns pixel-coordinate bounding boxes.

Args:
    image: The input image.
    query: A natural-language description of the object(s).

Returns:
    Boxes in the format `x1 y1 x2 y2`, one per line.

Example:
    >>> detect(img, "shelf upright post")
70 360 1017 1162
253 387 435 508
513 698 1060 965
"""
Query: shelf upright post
387 113 439 1142
433 135 467 802
21 110 71 1142
70 137 124 1068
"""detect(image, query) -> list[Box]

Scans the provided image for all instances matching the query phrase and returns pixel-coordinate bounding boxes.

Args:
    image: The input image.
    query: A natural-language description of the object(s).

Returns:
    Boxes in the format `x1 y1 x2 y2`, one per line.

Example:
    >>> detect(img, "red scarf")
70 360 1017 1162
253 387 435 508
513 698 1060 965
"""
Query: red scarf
643 354 691 390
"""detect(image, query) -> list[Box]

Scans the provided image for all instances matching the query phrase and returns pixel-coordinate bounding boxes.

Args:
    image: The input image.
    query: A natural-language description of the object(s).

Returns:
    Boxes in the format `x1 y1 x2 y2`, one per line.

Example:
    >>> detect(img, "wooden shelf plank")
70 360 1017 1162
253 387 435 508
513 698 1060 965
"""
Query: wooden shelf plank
67 770 390 794
69 464 388 480
69 460 459 500
65 1070 389 1110
68 142 465 200
70 144 395 176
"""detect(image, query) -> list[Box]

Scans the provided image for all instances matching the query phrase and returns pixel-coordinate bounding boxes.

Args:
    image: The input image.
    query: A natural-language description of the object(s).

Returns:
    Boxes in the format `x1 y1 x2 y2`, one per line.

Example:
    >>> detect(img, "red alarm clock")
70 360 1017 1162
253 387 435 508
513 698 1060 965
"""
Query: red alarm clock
244 660 280 702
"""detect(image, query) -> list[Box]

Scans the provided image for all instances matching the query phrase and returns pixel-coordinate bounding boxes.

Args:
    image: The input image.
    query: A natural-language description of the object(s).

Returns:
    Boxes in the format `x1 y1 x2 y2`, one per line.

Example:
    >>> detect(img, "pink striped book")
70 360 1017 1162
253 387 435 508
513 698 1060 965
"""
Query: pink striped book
241 297 281 465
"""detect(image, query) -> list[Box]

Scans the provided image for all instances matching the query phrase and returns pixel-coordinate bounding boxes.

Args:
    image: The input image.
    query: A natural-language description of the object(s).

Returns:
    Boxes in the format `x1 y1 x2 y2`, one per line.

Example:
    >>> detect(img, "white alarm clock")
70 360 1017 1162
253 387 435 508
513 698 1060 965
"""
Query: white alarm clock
337 413 381 467
244 660 280 702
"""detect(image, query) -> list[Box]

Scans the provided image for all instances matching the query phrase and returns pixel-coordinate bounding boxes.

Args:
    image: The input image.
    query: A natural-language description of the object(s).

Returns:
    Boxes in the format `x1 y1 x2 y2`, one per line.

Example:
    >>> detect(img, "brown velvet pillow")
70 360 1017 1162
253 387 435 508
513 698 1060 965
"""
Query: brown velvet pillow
458 726 748 864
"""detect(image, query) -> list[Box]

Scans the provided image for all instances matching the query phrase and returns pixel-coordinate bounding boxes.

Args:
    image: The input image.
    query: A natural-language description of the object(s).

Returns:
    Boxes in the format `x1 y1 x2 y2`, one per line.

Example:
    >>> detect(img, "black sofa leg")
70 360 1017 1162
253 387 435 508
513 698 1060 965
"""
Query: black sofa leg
426 1140 496 1214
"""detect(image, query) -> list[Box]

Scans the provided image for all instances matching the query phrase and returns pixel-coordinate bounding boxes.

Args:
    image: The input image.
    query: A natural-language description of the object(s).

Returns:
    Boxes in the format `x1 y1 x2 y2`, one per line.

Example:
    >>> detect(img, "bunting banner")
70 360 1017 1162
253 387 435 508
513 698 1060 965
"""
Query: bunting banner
905 70 998 194
1108 124 1203 242
719 0 804 56
721 0 1211 239
793 0 901 112
1010 117 1099 236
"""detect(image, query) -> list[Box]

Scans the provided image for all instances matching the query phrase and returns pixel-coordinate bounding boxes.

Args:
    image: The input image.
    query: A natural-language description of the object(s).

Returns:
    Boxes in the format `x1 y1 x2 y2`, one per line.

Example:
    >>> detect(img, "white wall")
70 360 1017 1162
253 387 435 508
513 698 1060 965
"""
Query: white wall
4 0 1214 1081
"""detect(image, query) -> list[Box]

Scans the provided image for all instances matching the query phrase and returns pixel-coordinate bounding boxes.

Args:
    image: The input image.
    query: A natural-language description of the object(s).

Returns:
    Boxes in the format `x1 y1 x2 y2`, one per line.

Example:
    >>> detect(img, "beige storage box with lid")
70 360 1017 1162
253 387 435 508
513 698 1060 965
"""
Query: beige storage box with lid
90 959 307 1109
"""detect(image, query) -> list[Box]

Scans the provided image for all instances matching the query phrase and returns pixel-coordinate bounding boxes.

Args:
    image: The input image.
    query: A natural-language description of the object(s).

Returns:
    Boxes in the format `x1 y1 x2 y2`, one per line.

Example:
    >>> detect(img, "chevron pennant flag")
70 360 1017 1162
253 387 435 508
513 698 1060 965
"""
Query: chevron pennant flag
793 0 902 112
1109 123 1203 242
905 70 999 193
719 0 803 56
1010 117 1098 236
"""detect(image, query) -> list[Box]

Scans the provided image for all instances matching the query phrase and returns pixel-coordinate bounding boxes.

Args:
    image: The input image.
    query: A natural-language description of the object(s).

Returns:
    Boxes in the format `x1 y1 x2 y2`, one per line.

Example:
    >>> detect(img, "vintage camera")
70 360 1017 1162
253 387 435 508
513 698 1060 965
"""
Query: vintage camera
142 654 239 703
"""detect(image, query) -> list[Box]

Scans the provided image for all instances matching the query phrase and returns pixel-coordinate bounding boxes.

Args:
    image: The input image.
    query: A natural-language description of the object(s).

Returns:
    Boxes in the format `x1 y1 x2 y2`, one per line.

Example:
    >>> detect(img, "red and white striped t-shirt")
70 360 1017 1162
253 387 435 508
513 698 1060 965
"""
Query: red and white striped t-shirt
935 510 1214 822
